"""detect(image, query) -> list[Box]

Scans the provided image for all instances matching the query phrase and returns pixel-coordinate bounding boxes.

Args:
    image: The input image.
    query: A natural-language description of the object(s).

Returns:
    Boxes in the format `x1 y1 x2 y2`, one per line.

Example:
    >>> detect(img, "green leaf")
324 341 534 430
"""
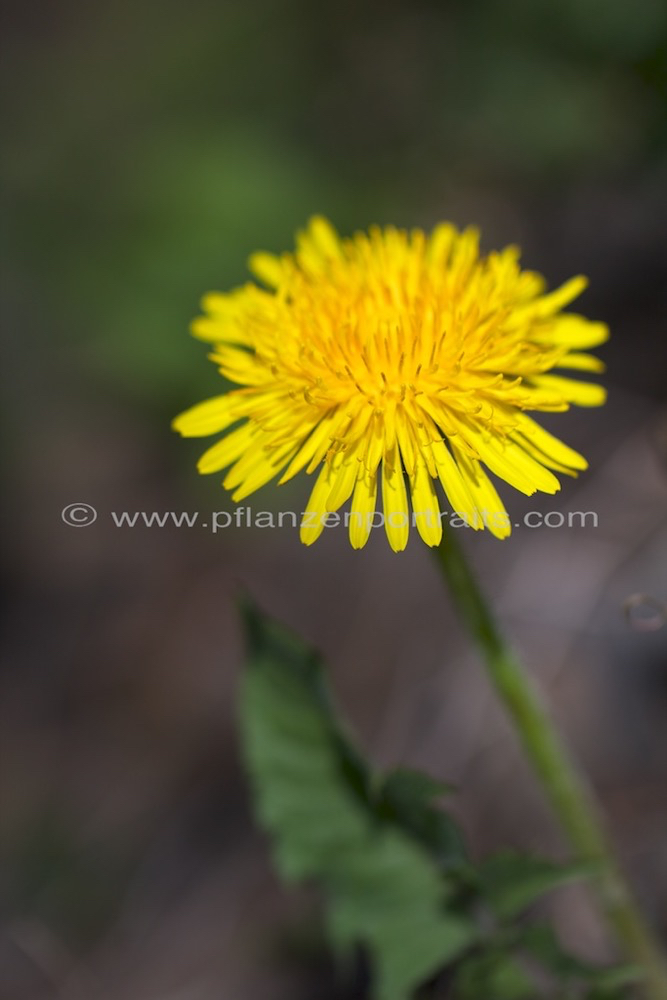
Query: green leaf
518 923 594 981
497 923 643 999
476 850 595 920
239 600 476 1000
376 768 467 870
452 949 535 1000
585 963 645 999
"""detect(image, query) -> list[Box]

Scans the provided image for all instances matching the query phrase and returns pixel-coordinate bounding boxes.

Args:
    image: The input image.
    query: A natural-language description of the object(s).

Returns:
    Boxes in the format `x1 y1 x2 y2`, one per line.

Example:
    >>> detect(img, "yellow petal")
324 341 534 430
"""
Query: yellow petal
300 464 334 546
326 453 360 511
409 463 443 547
210 346 273 386
458 420 560 496
515 415 588 471
382 447 410 552
348 470 379 549
173 395 245 437
278 412 338 484
555 352 605 373
308 216 343 259
453 447 511 538
248 252 285 289
541 315 609 349
191 291 255 344
429 437 479 523
196 423 257 473
535 275 588 315
427 223 457 269
531 374 607 407
395 408 418 476
226 441 298 500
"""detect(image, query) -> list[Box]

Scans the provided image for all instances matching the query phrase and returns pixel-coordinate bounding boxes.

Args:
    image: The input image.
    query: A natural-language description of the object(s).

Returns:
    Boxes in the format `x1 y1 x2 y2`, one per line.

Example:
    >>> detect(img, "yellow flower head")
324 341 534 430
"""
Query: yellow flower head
173 217 607 551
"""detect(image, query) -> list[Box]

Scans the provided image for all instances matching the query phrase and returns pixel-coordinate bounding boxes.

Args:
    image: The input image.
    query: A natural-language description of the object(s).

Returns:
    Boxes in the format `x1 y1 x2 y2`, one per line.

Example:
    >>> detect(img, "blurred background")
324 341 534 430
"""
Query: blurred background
2 1 667 997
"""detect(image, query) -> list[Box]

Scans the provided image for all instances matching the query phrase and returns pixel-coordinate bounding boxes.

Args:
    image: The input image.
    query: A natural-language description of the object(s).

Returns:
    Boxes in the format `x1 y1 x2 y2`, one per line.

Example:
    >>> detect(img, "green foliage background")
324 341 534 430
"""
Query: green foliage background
3 0 665 415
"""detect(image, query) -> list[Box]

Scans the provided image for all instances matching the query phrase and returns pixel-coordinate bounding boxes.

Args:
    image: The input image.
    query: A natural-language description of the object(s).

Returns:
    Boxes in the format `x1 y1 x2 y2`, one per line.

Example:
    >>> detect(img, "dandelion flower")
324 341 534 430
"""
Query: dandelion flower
173 217 607 551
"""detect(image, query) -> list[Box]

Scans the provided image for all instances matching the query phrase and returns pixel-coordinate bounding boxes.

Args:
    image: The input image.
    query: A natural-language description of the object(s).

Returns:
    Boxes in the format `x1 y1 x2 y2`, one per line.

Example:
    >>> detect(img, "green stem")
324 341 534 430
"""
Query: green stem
434 526 667 1000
